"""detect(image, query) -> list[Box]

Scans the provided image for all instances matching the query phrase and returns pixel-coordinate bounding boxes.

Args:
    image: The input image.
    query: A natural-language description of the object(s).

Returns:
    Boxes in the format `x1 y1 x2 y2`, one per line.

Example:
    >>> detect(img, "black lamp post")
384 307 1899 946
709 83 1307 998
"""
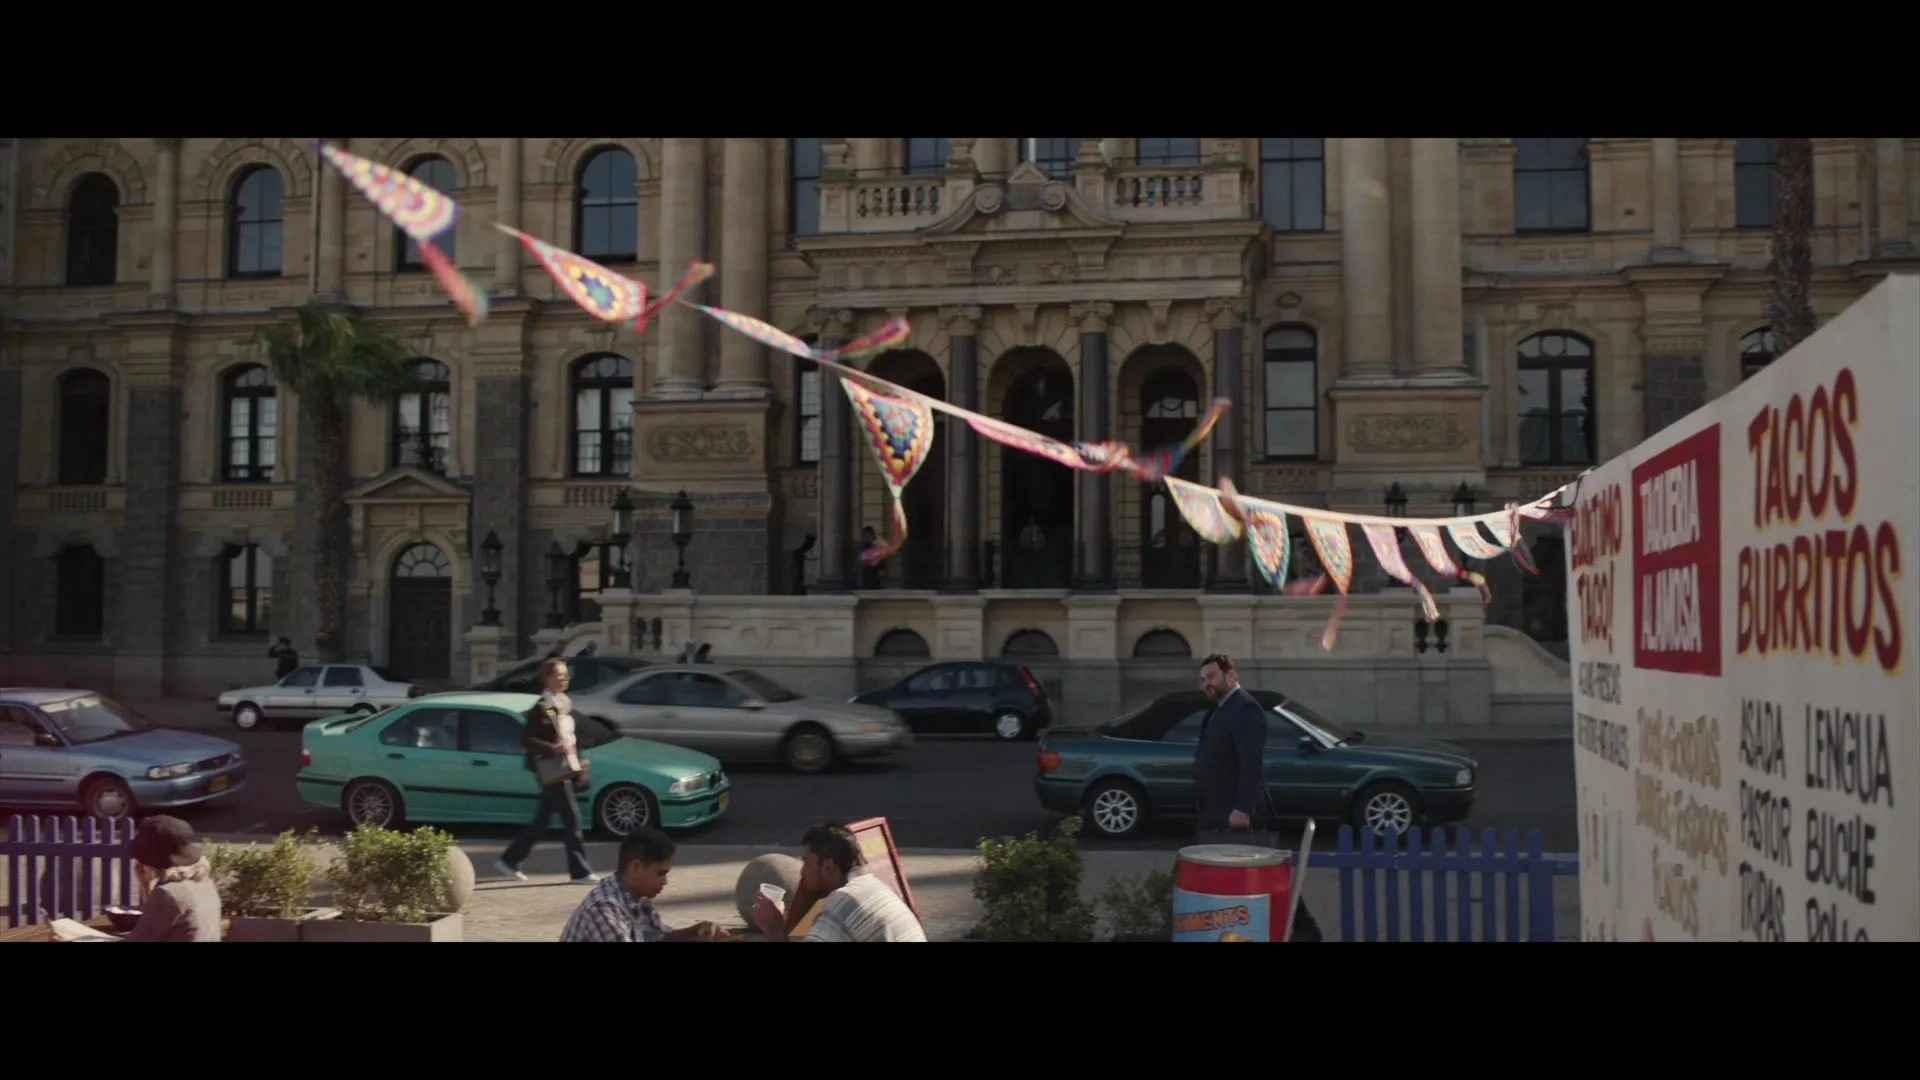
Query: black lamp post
609 489 634 589
544 540 568 629
479 529 504 627
670 489 695 589
1451 482 1476 518
1385 482 1408 518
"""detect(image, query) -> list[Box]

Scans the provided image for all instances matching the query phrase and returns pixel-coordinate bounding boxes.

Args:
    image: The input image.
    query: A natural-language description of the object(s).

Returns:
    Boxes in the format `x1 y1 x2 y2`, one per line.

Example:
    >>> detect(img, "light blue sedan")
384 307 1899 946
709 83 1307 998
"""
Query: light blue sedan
0 689 248 819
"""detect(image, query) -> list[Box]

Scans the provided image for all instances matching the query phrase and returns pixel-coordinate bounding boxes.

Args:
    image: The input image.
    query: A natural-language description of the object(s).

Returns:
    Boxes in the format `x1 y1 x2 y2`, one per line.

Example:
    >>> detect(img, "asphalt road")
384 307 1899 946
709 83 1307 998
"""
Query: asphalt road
96 702 1579 854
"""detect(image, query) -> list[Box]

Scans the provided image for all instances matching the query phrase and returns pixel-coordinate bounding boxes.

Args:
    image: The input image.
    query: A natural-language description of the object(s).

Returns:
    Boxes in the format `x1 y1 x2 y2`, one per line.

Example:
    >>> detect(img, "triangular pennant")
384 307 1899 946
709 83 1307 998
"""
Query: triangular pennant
842 378 936 567
1361 523 1439 623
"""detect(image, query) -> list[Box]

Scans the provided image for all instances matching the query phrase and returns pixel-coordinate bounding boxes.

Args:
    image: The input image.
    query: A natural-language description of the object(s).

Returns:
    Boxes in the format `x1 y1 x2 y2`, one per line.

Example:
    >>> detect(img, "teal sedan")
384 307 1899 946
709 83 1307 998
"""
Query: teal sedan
296 692 729 838
1035 690 1477 840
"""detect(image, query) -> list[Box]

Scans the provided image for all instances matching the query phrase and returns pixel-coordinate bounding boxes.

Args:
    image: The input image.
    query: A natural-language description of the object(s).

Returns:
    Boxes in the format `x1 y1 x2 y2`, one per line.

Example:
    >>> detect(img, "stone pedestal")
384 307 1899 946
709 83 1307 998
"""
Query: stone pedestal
463 625 510 685
594 588 638 656
528 627 565 659
1196 593 1258 659
651 588 698 657
1327 383 1487 496
929 594 986 660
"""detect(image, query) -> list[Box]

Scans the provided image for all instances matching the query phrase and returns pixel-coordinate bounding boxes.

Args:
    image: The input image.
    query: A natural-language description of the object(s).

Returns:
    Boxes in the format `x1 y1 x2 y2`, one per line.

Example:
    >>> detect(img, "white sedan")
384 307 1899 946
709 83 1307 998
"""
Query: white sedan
217 664 422 730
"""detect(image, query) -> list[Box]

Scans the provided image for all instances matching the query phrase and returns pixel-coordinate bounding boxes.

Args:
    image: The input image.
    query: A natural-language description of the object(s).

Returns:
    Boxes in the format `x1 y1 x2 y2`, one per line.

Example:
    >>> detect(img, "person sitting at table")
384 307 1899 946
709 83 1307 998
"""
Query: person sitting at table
558 828 727 942
751 823 926 942
54 816 222 942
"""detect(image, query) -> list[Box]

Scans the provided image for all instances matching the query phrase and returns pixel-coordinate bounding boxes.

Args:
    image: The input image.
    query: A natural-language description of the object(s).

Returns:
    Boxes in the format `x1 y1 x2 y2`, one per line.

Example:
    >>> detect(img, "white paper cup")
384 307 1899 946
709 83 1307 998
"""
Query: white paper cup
759 883 787 905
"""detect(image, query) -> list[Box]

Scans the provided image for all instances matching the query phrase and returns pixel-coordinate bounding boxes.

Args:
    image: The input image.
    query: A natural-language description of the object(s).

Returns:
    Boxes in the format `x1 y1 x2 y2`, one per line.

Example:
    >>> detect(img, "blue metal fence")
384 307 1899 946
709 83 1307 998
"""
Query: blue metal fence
1318 825 1579 942
2 815 139 928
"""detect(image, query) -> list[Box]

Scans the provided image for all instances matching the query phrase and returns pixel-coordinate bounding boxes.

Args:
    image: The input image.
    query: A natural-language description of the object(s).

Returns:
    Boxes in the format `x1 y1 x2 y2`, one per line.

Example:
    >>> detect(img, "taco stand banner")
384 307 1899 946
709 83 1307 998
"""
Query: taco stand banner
1569 274 1918 942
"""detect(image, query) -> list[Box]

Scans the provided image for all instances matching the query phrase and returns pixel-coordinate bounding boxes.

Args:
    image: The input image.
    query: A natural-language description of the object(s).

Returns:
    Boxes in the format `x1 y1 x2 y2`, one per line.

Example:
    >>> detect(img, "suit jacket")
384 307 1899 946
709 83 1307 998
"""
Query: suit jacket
1192 686 1272 831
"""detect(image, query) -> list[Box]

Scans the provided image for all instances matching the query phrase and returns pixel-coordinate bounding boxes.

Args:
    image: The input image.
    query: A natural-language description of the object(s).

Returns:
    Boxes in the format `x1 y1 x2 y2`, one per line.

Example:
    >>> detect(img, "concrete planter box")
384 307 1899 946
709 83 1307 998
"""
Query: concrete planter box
226 908 341 943
300 912 464 943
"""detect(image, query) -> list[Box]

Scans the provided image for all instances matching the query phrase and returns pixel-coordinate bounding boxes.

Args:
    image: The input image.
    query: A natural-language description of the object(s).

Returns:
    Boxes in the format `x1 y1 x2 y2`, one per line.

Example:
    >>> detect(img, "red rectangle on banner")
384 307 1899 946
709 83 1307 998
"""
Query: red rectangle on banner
1631 425 1722 675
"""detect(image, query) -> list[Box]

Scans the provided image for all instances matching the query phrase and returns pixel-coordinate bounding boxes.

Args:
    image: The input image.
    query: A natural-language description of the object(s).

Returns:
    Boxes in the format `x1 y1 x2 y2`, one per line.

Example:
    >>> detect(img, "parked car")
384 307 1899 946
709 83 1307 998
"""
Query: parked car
218 664 422 730
571 665 911 773
0 688 247 819
1034 690 1478 840
467 655 648 695
295 692 728 838
852 661 1053 741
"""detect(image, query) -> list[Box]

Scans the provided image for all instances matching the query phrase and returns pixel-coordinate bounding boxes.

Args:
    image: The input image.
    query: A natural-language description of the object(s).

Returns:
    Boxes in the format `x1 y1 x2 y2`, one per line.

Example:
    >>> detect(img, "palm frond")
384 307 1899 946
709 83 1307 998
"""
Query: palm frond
261 301 427 406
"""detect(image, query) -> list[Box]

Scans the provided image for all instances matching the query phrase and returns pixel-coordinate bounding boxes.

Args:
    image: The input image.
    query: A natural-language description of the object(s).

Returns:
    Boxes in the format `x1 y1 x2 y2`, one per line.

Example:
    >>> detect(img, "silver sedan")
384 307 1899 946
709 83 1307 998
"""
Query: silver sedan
570 665 912 773
217 664 421 730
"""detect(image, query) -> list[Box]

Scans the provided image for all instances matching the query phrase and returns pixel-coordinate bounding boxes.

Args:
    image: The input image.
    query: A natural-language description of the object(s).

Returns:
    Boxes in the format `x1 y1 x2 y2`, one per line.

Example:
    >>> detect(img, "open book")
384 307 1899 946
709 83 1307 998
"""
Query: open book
50 918 118 942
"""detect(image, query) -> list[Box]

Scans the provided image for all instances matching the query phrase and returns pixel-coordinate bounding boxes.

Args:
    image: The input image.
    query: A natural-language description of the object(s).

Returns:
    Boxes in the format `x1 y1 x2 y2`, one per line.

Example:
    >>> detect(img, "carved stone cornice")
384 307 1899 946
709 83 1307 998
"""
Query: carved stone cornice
938 304 982 335
1204 295 1249 329
805 305 855 336
1069 301 1114 334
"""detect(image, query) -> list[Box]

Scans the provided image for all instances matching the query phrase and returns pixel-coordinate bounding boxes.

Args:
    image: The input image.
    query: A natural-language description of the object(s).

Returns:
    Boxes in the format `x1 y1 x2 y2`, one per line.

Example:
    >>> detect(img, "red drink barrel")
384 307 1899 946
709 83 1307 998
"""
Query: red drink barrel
1171 844 1293 942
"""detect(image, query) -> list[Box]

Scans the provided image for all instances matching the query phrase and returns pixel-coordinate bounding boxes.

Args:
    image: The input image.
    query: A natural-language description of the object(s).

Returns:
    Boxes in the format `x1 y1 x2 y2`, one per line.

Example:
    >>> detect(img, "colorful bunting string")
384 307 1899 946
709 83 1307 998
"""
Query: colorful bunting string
317 142 489 326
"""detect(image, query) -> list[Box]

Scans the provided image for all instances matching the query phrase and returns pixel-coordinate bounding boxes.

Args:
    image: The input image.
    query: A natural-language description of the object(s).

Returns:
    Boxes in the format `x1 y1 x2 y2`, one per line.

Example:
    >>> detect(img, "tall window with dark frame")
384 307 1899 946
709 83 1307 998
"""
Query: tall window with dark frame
1516 331 1595 466
65 173 120 286
57 368 110 486
790 138 823 237
1262 326 1319 459
1134 138 1202 166
905 138 950 175
227 166 285 278
574 148 638 262
54 544 106 638
797 366 823 465
222 364 278 482
1019 139 1081 175
396 156 458 269
1734 138 1780 229
569 542 612 623
1513 138 1590 233
1740 327 1778 381
392 359 451 473
220 543 273 636
571 354 635 477
1259 139 1325 232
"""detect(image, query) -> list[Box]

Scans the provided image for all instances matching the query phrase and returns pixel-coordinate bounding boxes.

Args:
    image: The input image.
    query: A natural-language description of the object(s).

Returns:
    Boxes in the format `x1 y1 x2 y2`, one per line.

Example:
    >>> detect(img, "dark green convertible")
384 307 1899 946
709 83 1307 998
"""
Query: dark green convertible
1034 690 1478 840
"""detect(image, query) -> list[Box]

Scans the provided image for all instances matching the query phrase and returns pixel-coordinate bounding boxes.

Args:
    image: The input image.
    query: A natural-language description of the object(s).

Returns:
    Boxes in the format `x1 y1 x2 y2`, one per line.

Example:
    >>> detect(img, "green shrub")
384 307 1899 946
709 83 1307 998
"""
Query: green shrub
324 824 455 924
972 816 1096 942
1098 868 1174 941
208 829 320 918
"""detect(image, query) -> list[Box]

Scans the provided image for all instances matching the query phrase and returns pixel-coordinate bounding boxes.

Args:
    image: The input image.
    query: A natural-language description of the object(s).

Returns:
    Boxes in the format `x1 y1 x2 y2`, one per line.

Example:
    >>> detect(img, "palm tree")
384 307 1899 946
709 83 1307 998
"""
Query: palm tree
1766 137 1817 353
261 303 420 661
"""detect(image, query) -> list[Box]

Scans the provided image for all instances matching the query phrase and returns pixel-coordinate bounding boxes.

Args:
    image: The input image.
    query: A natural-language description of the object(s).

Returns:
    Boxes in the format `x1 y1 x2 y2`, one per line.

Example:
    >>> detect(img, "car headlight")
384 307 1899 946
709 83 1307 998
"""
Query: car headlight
858 721 883 733
147 763 194 780
1455 768 1473 786
667 775 709 795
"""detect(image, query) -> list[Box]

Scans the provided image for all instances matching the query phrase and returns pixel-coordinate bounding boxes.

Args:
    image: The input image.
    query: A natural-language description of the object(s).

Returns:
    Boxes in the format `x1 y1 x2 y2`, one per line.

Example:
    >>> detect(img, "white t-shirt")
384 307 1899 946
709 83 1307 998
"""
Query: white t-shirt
544 690 576 750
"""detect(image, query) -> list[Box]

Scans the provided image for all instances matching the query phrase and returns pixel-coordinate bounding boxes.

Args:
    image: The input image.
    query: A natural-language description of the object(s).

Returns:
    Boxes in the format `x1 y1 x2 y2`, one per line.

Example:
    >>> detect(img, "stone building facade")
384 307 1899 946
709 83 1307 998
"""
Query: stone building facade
1 137 1915 724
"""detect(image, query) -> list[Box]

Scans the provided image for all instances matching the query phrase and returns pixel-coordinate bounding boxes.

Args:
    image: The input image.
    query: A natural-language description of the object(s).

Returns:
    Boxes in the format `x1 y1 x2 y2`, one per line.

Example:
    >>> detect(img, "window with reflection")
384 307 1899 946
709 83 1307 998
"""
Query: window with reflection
396 156 458 269
393 359 452 473
228 166 285 278
66 173 119 286
798 366 822 464
790 138 823 236
906 138 950 175
1513 138 1589 233
570 541 612 624
1516 332 1594 466
222 364 278 482
1019 139 1080 176
571 354 634 476
57 368 110 486
1135 138 1202 166
1259 139 1325 232
1740 327 1778 381
575 148 638 261
1734 139 1779 229
220 543 273 635
1262 326 1318 458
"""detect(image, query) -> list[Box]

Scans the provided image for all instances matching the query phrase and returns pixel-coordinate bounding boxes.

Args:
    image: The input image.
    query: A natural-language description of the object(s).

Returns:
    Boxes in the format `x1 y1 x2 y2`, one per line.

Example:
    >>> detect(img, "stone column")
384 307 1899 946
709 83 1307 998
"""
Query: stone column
1072 302 1114 589
315 139 347 301
974 139 1014 179
112 322 186 696
812 307 856 592
850 139 890 175
1205 297 1250 592
471 362 529 653
1650 138 1686 262
493 137 523 295
714 139 771 396
1338 138 1395 379
1408 139 1468 378
652 138 707 398
941 305 982 591
148 139 180 308
1875 138 1912 257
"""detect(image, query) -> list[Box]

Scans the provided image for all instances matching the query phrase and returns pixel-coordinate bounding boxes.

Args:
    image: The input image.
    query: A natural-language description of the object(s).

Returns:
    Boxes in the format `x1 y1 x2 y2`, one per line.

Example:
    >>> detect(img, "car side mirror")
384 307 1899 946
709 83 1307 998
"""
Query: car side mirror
1297 736 1318 754
35 732 60 748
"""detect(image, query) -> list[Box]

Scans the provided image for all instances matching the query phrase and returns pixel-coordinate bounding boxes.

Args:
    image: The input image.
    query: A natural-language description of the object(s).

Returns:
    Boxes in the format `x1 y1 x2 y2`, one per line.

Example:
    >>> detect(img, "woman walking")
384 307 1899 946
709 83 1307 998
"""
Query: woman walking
494 658 599 884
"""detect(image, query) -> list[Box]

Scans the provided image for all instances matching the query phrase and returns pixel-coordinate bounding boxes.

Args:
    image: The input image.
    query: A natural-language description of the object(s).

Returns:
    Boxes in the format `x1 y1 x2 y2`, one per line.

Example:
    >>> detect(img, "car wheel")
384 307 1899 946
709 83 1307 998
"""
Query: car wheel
595 783 659 838
82 776 136 820
1353 781 1421 838
1084 779 1149 840
232 702 264 731
781 724 836 773
990 710 1030 742
343 779 406 829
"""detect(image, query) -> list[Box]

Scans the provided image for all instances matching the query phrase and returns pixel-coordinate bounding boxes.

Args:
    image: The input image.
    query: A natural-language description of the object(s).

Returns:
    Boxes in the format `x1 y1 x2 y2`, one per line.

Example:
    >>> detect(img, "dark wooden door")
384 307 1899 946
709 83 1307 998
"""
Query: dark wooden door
389 543 453 681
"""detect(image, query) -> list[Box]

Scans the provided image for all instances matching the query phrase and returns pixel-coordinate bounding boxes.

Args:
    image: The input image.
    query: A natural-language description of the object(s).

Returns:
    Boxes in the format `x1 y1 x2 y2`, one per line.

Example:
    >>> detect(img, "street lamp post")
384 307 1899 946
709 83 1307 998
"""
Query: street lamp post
1385 482 1408 518
1451 482 1476 518
544 540 568 629
479 529 504 627
669 489 695 589
609 489 634 589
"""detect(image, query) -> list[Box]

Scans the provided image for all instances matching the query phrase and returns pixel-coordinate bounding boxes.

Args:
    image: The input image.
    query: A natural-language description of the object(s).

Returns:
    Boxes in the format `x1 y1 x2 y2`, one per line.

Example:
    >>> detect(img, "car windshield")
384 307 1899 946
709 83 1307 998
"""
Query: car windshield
576 714 619 749
724 670 799 703
480 662 540 690
41 694 152 745
1281 697 1356 743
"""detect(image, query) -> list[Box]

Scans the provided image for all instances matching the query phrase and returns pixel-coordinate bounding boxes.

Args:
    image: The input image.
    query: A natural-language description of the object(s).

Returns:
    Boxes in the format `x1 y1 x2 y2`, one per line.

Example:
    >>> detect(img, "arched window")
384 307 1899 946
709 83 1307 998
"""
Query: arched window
906 138 950 175
1019 139 1080 175
1734 139 1779 230
1135 138 1202 166
222 364 278 483
1516 332 1595 466
574 148 638 261
1262 325 1318 458
393 359 452 473
571 353 635 477
394 543 452 577
1259 138 1325 233
1740 327 1778 381
796 334 822 464
1132 629 1192 659
873 628 930 658
57 368 110 486
228 166 285 278
396 156 458 269
65 173 120 286
1513 138 1589 233
1002 629 1060 657
790 138 823 236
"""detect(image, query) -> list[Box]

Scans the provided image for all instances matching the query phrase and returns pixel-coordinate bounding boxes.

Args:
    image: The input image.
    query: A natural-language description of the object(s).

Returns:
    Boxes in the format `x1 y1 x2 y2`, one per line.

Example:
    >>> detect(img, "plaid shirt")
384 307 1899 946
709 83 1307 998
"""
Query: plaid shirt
559 875 669 942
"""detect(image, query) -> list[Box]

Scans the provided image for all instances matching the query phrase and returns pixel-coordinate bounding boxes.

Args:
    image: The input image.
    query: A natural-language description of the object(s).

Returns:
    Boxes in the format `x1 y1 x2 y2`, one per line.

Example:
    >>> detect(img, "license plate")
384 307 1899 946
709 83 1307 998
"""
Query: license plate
208 775 228 792
717 791 730 811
